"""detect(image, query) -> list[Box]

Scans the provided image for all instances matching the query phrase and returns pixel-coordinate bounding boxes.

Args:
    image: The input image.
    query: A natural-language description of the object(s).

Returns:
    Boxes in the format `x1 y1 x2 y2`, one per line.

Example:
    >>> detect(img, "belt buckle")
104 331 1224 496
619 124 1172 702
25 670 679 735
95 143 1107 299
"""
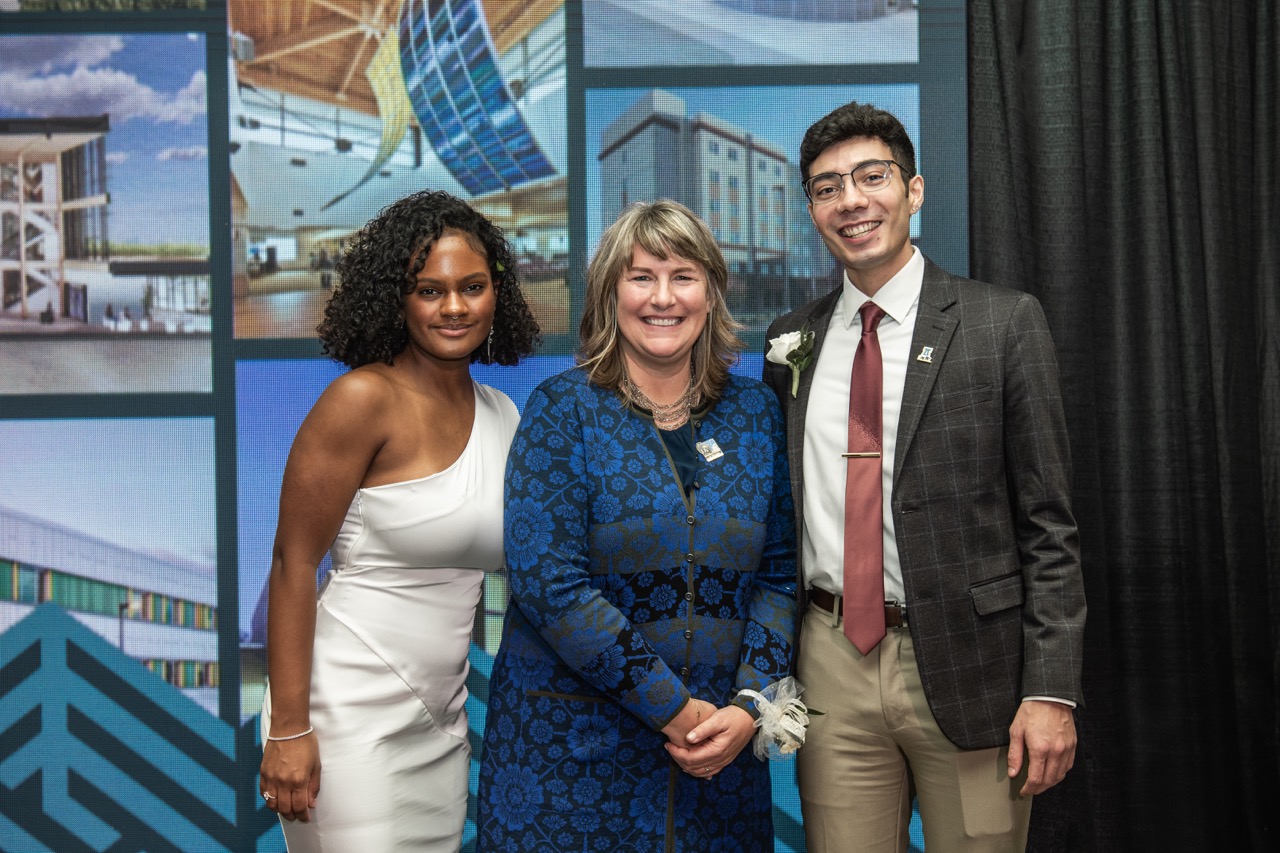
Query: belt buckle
885 599 907 628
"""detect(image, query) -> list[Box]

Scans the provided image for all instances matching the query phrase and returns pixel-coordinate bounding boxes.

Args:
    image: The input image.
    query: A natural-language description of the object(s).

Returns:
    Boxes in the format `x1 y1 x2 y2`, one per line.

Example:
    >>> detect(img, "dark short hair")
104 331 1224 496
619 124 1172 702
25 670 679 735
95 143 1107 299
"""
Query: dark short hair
799 101 917 184
579 199 743 401
317 190 540 368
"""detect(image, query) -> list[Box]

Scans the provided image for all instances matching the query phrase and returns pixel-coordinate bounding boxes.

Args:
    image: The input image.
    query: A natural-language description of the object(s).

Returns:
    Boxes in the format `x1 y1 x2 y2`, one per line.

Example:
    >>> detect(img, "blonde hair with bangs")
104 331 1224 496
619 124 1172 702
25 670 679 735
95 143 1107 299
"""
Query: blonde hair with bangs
578 199 744 400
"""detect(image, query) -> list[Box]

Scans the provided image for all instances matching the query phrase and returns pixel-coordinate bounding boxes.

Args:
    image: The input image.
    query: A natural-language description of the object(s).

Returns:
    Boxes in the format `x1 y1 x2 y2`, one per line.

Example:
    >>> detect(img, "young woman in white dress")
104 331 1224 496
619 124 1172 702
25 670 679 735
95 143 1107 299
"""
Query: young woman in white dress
258 190 540 851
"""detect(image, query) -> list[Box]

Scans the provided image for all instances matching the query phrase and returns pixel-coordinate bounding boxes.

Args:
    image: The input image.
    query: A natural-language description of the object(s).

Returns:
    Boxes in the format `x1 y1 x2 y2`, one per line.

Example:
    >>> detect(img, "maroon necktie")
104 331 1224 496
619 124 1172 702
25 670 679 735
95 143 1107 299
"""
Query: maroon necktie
843 302 887 654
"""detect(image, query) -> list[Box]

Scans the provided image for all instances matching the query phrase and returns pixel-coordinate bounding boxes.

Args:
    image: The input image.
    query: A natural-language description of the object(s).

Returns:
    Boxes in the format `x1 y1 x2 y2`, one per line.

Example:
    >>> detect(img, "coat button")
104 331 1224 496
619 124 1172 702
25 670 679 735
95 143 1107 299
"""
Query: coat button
684 592 694 601
686 515 695 525
685 553 695 563
683 630 693 639
680 667 690 676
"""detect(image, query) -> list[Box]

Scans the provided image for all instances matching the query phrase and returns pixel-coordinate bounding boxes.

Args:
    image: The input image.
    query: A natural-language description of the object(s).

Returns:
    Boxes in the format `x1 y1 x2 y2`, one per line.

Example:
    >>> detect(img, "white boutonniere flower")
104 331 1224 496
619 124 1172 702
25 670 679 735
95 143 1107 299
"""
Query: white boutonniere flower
737 677 822 760
766 328 816 398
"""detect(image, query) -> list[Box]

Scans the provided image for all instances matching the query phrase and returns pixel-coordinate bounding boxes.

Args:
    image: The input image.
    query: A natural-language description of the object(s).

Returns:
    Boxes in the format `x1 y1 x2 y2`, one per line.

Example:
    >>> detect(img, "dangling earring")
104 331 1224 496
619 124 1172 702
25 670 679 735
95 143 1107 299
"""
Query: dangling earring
487 326 494 362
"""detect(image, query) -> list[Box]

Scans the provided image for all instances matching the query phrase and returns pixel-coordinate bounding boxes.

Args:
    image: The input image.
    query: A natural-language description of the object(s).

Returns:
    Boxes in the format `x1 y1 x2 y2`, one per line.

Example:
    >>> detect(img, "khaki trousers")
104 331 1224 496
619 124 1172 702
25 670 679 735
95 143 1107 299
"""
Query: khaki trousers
796 600 1032 852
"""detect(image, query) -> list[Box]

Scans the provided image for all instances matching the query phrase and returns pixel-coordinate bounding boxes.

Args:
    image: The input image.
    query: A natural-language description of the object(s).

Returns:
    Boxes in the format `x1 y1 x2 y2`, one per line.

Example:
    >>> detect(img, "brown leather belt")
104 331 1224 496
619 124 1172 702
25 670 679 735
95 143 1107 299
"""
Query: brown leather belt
808 587 907 628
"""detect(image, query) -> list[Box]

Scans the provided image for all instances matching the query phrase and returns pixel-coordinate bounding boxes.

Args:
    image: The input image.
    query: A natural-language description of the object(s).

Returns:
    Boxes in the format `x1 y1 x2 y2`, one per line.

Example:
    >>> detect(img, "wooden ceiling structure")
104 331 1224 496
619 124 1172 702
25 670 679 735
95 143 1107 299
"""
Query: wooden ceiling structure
228 0 562 117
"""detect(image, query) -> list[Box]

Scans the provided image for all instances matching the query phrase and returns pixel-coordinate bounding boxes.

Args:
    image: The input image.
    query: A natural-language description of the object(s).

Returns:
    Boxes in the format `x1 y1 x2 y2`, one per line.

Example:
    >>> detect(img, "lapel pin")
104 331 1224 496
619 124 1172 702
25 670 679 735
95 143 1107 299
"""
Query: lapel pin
916 346 934 364
695 438 724 462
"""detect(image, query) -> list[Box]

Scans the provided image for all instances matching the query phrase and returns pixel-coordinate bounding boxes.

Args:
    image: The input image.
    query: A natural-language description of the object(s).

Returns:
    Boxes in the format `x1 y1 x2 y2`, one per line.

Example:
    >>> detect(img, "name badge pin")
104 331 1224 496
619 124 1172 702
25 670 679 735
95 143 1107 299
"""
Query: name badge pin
916 346 934 364
695 438 724 462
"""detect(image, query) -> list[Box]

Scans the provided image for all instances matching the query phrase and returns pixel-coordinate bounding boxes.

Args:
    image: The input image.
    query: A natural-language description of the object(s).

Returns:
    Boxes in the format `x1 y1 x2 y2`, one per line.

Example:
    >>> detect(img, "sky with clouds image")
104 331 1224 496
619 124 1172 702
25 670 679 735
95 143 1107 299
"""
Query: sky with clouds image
0 32 209 247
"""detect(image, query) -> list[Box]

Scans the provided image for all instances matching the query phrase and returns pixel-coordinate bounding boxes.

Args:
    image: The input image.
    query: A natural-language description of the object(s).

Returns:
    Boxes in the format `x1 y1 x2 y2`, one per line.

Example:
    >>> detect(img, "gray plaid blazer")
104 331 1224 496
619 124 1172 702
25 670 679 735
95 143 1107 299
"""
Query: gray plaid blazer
763 257 1086 749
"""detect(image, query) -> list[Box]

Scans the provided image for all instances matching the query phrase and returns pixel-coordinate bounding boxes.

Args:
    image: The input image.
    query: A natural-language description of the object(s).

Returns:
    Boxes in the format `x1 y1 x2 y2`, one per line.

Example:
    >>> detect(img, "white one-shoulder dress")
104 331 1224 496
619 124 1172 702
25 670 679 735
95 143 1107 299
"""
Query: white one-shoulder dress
262 383 519 852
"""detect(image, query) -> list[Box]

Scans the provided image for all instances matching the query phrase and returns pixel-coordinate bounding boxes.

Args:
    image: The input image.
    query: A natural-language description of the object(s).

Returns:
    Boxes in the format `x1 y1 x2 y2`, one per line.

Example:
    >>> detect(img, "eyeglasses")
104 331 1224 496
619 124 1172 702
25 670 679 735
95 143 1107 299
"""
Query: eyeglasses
803 159 910 203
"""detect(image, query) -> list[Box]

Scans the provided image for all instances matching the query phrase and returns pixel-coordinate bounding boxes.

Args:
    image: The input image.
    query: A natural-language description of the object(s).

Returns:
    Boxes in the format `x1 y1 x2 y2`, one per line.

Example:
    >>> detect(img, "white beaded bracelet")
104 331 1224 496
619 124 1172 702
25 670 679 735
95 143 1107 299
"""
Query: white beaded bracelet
266 726 314 742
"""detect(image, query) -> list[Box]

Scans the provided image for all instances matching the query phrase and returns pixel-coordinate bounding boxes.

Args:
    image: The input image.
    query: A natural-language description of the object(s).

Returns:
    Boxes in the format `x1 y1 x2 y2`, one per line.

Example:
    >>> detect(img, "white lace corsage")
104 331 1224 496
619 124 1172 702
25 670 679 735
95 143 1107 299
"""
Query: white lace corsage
765 328 815 397
737 677 820 761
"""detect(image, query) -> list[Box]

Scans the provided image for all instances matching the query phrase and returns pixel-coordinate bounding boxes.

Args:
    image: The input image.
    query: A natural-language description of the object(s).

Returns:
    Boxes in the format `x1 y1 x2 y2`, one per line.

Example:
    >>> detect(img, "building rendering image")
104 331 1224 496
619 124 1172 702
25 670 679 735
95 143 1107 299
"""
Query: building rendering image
0 116 109 328
0 115 212 337
0 506 219 715
0 31 215 393
229 0 568 340
585 0 918 67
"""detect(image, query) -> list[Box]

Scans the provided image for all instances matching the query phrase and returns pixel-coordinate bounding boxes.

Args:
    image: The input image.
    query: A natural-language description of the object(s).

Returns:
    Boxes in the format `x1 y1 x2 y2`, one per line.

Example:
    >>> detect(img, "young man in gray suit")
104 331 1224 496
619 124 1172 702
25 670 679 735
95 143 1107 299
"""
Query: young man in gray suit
764 101 1086 852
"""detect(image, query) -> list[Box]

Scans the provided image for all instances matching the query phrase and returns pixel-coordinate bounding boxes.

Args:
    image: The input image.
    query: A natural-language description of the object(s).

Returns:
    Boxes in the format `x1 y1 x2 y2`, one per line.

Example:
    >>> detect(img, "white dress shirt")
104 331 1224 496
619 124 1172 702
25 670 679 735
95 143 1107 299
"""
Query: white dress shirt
802 249 923 601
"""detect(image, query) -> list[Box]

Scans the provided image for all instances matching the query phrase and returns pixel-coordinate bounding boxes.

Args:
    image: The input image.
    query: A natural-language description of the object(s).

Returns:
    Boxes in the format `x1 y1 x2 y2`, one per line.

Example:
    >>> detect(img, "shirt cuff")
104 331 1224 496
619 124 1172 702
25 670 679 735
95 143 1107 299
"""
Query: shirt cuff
1021 695 1077 709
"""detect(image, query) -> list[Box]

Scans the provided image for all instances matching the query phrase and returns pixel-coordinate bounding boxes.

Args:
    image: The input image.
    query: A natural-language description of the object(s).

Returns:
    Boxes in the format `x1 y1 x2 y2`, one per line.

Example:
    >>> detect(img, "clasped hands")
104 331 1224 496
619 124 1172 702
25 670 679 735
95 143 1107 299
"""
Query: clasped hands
661 696 756 780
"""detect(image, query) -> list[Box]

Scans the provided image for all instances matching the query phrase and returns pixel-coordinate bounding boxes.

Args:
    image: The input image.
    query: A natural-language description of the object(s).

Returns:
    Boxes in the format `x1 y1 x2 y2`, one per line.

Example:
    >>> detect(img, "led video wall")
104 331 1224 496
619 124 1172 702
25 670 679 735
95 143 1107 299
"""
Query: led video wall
0 2 963 850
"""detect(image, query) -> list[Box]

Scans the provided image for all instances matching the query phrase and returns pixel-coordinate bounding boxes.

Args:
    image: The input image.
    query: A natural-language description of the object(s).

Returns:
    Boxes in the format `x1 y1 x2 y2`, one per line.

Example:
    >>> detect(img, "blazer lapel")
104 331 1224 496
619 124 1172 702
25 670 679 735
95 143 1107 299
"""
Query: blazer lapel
894 262 959 484
791 289 840 435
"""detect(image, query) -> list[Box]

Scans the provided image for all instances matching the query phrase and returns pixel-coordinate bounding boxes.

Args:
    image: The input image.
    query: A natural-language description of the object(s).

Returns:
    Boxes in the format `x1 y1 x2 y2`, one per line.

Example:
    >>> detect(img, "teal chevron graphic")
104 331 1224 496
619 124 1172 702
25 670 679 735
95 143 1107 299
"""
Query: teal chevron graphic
0 604 271 852
1 607 823 852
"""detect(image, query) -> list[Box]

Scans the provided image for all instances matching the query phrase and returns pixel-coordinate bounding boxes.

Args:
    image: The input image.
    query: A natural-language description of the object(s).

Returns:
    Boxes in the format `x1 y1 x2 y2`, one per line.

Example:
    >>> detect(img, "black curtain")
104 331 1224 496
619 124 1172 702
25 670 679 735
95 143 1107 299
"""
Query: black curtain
967 1 1279 850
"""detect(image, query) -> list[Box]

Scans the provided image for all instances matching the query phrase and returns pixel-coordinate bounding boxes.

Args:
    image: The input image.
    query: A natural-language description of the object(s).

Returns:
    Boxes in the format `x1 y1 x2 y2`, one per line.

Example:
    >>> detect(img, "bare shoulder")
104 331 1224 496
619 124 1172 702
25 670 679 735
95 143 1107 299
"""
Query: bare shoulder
315 364 397 416
293 365 399 455
281 367 396 494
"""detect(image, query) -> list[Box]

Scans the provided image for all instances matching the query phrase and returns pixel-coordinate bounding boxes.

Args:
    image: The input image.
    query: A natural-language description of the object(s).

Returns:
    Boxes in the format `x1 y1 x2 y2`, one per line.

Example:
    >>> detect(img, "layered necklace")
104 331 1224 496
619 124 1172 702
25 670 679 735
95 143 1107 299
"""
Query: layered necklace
622 373 700 430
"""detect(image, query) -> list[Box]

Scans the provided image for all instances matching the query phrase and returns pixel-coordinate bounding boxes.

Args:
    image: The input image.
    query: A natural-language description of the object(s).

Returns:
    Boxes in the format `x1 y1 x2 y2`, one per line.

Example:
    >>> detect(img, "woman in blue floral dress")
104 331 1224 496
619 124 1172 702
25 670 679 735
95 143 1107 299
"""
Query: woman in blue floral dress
476 200 798 853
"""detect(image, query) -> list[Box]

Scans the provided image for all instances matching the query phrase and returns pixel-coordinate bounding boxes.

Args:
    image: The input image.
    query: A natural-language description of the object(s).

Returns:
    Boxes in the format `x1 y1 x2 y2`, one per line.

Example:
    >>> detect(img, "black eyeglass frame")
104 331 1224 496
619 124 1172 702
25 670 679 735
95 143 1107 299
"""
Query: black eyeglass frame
802 159 914 203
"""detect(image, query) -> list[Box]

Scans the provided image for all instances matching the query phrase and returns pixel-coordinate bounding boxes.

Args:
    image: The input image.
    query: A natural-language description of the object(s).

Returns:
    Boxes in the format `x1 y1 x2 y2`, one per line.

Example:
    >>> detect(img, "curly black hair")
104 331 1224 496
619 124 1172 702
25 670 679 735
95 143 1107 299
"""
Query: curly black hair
317 189 541 368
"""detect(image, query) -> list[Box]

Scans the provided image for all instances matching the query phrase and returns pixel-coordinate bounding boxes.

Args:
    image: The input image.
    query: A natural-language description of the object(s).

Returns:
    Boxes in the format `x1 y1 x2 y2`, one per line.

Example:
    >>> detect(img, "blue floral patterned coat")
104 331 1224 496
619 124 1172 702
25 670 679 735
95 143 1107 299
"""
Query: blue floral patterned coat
476 369 797 853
